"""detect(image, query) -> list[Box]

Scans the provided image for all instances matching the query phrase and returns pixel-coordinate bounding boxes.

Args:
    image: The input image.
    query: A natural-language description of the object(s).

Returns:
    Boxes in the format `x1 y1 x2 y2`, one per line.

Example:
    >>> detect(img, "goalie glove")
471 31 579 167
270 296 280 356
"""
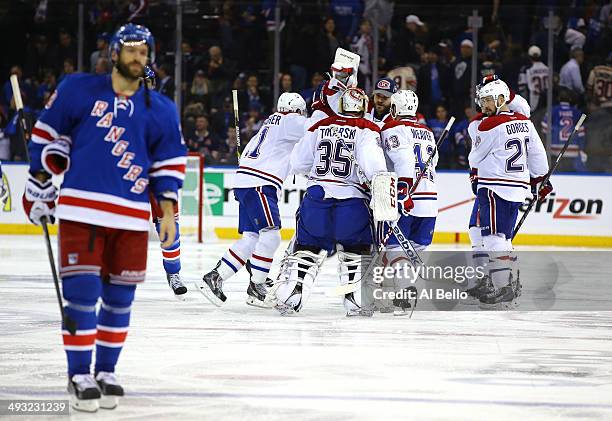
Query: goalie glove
530 176 553 203
22 175 57 225
41 136 71 176
397 177 414 217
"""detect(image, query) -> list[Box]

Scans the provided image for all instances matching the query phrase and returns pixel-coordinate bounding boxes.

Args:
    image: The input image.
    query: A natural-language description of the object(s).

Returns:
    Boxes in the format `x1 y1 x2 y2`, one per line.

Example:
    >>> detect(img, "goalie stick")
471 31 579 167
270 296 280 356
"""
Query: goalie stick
334 117 455 298
10 75 78 335
512 113 586 239
232 89 242 159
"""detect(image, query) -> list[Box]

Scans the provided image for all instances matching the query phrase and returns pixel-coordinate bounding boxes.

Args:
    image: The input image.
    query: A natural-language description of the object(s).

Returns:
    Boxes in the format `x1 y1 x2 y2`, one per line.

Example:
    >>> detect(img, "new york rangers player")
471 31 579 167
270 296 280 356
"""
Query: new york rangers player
22 23 186 411
468 78 551 309
195 93 308 307
267 87 389 316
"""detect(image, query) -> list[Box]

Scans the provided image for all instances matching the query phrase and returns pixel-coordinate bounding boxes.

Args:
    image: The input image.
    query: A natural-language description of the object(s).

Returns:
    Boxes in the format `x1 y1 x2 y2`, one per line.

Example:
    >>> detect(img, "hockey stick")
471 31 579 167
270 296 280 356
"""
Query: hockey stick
9 75 30 162
11 75 78 335
342 116 455 297
376 117 456 261
232 89 241 159
512 113 586 240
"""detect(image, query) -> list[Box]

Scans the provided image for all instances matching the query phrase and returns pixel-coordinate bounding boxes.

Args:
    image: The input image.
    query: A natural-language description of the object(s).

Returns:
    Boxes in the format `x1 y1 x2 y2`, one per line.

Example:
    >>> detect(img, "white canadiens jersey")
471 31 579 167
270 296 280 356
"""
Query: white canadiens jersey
290 115 387 200
468 111 549 203
507 91 531 117
381 119 438 217
518 62 549 111
235 112 307 191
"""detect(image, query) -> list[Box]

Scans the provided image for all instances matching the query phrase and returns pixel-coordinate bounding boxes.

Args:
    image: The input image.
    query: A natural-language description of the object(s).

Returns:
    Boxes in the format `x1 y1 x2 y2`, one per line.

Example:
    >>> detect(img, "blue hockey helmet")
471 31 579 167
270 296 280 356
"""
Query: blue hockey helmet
110 23 155 64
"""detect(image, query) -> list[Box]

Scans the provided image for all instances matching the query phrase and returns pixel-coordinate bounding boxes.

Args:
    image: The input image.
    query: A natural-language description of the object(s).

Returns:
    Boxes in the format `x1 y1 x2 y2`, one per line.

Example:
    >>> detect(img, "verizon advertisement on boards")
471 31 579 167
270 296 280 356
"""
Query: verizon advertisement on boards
2 164 611 244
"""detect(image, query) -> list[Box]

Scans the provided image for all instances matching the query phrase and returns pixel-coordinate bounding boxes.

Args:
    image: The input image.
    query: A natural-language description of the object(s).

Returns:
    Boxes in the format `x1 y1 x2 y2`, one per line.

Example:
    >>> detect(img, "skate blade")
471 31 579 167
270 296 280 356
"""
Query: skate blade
173 291 187 301
460 297 481 306
479 300 519 311
246 296 273 308
193 281 225 307
99 395 119 410
393 310 410 316
274 303 296 316
70 396 99 413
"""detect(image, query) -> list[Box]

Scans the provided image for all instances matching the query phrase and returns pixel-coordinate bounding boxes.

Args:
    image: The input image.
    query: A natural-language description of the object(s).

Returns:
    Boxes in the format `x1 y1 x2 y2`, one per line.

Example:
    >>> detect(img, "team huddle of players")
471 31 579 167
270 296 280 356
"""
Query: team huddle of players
16 22 553 412
194 51 553 317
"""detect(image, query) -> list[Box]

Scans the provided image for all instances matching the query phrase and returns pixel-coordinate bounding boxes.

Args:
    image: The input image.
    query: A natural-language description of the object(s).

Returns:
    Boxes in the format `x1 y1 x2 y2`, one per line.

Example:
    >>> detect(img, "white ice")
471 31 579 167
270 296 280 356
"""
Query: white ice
1 235 611 420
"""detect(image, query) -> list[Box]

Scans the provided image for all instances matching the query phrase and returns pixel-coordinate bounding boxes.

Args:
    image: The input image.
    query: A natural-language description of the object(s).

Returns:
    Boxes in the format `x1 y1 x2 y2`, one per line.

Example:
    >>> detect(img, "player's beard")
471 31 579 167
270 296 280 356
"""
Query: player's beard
116 59 144 82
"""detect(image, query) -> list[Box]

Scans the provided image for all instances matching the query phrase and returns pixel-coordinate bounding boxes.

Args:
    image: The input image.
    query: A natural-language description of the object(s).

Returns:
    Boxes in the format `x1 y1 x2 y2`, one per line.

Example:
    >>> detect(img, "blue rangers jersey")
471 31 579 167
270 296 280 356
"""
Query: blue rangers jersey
541 102 586 158
29 73 187 231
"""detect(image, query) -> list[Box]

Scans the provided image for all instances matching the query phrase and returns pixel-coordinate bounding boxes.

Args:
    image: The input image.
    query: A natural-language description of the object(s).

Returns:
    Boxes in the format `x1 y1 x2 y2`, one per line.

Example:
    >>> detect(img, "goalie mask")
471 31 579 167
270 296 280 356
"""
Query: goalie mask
390 90 419 118
277 92 307 116
338 87 368 116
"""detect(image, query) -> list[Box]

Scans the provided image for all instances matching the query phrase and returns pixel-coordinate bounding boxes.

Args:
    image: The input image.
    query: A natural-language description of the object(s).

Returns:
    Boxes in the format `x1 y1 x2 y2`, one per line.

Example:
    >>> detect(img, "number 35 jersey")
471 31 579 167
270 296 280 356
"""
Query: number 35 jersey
290 115 387 200
381 119 438 217
234 112 308 191
468 111 549 203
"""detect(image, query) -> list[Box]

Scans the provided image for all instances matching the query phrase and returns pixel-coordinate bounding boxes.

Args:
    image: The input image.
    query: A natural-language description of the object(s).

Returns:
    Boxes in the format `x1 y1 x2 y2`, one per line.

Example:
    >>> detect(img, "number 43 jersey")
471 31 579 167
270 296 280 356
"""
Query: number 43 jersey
468 111 549 203
234 112 308 191
381 119 438 217
290 115 387 200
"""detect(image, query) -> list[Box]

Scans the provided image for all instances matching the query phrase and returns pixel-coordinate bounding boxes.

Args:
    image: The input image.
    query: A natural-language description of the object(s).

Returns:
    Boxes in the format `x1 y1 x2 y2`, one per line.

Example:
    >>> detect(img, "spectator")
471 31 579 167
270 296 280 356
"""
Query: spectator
56 29 78 72
437 39 456 68
206 45 234 108
215 128 239 165
189 69 210 107
518 45 550 112
427 103 455 167
36 71 57 109
301 72 324 109
351 19 374 92
24 35 54 80
330 0 364 42
59 58 76 82
240 102 264 141
417 48 451 117
450 39 475 118
185 115 221 157
452 103 477 168
90 33 110 72
559 46 585 96
542 89 587 171
317 18 342 73
95 57 112 75
390 14 423 67
211 96 234 138
240 74 271 113
156 63 175 100
586 53 612 110
182 40 201 83
280 73 293 94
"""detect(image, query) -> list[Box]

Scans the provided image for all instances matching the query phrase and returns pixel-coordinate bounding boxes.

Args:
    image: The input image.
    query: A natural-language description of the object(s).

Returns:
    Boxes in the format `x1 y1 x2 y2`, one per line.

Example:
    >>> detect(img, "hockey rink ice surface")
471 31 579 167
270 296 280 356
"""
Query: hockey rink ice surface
1 235 612 420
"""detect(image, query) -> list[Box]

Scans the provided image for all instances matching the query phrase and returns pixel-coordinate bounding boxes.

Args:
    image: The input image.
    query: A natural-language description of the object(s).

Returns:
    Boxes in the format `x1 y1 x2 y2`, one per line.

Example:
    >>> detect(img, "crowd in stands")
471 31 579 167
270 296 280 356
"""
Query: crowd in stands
1 0 611 171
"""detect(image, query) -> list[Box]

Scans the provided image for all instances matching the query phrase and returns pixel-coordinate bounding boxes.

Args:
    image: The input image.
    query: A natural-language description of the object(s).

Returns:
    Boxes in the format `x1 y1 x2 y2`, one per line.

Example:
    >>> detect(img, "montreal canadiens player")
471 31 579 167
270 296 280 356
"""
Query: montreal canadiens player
267 87 389 316
465 75 531 302
195 93 308 307
22 24 186 411
365 77 398 127
380 90 438 315
468 78 551 309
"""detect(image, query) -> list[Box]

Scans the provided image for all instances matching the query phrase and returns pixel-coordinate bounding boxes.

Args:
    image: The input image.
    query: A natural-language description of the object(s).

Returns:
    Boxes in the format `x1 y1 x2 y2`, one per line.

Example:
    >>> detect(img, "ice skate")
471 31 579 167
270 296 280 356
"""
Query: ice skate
67 374 101 413
167 273 187 300
392 286 418 316
462 275 491 305
194 263 226 306
95 371 124 410
245 260 274 308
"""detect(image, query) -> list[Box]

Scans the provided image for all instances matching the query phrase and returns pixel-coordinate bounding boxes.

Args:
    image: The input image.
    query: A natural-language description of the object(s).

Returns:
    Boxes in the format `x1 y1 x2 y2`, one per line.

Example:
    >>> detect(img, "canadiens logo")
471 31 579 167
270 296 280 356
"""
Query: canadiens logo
377 80 391 90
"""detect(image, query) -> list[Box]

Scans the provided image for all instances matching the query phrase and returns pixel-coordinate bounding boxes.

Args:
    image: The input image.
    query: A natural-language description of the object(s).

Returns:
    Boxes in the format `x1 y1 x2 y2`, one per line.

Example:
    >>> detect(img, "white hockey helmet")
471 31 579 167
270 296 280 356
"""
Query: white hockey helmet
338 87 368 116
478 78 510 112
277 92 307 116
390 90 419 118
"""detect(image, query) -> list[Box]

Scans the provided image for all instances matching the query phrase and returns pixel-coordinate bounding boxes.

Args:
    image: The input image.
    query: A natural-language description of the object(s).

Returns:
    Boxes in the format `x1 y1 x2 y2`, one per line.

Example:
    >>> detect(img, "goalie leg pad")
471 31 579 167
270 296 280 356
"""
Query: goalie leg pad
267 245 326 314
338 245 372 315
